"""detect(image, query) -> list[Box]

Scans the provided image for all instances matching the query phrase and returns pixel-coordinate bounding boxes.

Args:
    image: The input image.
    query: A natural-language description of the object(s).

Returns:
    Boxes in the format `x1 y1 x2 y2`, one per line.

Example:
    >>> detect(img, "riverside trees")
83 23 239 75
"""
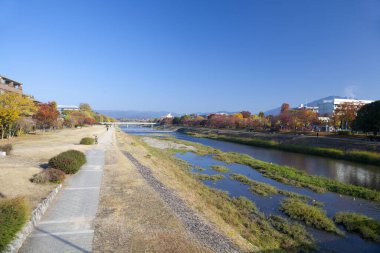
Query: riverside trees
352 101 380 136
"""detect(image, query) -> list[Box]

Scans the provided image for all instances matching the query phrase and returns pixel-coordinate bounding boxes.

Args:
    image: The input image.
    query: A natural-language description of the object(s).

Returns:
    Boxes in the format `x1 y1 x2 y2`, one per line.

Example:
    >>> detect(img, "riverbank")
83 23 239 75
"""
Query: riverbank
178 128 380 166
93 129 246 252
113 130 327 252
0 126 106 208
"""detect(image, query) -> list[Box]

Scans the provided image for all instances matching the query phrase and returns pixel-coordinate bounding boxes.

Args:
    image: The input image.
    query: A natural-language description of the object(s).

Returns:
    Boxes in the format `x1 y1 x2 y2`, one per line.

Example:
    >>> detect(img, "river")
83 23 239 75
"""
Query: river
121 126 380 253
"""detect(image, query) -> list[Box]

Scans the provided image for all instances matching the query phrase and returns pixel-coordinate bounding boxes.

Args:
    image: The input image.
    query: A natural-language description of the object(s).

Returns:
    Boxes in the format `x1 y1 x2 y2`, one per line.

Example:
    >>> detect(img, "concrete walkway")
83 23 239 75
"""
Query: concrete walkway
19 128 113 253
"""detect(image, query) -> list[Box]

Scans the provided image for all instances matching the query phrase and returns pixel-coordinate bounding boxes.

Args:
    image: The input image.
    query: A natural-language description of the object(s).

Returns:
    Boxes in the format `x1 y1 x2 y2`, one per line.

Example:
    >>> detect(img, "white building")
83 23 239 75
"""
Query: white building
318 98 374 116
163 113 174 119
297 104 319 113
57 105 80 114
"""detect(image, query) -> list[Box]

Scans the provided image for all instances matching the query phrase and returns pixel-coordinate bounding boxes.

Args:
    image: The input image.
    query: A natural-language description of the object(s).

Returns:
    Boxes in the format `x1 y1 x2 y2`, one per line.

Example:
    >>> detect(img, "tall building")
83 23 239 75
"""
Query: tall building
0 75 23 95
318 98 374 115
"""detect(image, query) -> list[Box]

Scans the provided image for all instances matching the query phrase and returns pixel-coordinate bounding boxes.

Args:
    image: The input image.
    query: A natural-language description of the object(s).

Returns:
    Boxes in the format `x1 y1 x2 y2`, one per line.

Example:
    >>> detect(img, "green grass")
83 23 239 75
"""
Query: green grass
190 132 380 166
334 212 380 243
210 165 230 173
280 198 342 235
0 197 29 252
194 173 224 181
214 152 380 202
193 165 206 171
230 173 278 196
154 134 380 202
269 215 315 252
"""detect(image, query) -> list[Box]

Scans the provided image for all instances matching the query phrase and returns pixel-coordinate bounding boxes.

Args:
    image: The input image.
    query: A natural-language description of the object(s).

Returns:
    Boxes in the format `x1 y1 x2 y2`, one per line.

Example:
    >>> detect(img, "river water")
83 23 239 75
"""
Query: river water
122 127 380 252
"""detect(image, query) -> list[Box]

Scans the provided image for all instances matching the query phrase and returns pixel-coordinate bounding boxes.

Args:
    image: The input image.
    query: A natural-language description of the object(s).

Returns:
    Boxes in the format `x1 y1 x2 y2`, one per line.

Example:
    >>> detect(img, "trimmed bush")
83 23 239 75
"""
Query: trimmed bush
0 144 12 155
48 150 86 174
80 137 95 145
31 168 65 184
0 197 29 252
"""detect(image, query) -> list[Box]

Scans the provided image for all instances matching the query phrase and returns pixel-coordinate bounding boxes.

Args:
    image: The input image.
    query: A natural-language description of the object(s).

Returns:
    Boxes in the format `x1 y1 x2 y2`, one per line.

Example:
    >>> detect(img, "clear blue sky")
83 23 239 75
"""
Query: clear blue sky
1 0 379 113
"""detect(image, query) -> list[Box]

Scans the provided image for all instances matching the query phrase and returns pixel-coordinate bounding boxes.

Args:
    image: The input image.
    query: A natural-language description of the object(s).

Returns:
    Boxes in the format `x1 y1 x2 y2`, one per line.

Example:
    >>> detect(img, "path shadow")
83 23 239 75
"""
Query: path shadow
34 227 90 253
0 192 5 198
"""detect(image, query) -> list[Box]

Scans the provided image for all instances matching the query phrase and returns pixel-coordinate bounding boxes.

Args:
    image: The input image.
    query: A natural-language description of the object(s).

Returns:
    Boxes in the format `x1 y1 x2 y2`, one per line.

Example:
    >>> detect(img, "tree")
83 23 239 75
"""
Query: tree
0 93 36 139
33 102 60 130
79 103 92 112
352 101 380 136
332 102 363 130
280 103 290 113
240 111 251 119
258 111 265 118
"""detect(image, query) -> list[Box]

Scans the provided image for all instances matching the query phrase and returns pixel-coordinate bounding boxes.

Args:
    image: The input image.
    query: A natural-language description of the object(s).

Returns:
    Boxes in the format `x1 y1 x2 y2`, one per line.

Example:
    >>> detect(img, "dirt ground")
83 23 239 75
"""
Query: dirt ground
93 130 211 253
0 126 106 208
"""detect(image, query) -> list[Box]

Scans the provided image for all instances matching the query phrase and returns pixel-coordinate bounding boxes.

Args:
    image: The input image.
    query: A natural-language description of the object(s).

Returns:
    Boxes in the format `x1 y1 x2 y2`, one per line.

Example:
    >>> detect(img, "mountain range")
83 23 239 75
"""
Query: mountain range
97 96 345 119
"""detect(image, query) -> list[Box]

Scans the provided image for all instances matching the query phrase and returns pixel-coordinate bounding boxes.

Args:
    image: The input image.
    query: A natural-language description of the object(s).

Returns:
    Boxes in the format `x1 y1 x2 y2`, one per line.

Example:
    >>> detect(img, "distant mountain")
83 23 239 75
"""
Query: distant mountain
263 96 344 116
95 110 181 120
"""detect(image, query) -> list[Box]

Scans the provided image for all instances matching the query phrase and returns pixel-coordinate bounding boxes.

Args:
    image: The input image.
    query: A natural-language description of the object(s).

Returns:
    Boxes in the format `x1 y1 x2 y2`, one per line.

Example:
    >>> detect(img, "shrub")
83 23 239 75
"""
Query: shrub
48 150 86 174
334 212 380 242
31 168 65 184
0 144 12 155
80 137 95 145
0 197 29 252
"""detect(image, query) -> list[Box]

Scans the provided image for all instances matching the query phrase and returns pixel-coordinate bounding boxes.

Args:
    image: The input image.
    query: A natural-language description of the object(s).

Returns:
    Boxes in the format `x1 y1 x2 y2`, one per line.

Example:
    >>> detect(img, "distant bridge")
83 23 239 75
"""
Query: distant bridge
100 122 158 127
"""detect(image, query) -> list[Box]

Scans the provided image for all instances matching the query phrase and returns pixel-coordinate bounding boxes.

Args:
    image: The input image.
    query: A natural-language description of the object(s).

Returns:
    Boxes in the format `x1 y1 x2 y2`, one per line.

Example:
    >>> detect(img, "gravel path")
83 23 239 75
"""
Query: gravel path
122 151 240 253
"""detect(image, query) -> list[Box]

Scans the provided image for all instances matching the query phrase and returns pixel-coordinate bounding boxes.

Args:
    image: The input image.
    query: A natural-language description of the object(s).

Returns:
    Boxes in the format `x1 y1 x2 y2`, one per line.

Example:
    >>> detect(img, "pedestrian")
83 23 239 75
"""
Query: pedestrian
94 135 98 144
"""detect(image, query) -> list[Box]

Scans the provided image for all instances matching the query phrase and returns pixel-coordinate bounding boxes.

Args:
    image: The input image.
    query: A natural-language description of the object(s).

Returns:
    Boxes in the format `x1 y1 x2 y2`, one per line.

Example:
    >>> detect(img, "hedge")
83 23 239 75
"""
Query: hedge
48 150 86 174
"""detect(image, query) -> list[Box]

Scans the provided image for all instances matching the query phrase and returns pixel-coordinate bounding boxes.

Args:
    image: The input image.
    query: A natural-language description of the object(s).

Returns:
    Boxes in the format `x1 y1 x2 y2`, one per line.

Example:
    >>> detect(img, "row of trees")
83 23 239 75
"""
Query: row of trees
0 93 113 139
159 101 380 135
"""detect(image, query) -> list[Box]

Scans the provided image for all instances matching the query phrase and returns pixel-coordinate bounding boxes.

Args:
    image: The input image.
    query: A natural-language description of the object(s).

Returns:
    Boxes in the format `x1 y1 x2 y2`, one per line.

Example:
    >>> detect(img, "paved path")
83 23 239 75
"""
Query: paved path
19 128 113 253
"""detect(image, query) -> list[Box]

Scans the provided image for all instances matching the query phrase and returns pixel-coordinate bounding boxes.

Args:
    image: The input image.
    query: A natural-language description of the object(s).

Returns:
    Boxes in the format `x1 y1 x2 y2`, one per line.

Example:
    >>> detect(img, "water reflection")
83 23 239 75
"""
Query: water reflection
176 152 380 253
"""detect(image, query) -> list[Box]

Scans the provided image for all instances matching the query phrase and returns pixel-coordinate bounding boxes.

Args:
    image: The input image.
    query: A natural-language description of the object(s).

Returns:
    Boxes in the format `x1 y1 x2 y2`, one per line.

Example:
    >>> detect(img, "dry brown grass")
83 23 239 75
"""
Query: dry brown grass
112 129 254 252
0 126 106 208
93 131 211 253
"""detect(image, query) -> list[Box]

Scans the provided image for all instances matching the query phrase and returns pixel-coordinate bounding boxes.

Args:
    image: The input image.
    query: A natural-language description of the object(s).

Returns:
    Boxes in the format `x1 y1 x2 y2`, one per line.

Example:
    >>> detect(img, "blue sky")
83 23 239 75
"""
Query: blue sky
1 0 379 113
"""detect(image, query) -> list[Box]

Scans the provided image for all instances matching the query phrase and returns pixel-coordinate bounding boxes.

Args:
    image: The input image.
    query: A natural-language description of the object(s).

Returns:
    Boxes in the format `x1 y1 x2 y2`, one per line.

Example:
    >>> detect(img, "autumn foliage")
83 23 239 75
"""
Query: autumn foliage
33 102 60 130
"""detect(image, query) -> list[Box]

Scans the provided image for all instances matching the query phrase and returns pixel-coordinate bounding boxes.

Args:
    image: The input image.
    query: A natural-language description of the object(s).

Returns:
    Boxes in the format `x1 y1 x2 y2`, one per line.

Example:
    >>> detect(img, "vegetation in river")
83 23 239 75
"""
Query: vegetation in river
194 173 224 181
193 165 206 171
280 198 342 235
269 215 315 251
334 212 380 243
136 134 315 252
210 165 230 173
213 151 380 202
230 173 278 196
185 131 380 166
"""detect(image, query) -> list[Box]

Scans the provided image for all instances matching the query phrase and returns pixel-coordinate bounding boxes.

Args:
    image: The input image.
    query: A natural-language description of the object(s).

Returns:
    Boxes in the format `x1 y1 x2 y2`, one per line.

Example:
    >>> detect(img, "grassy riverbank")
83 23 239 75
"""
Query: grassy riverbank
181 129 380 166
162 136 380 202
121 132 316 252
214 151 380 201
